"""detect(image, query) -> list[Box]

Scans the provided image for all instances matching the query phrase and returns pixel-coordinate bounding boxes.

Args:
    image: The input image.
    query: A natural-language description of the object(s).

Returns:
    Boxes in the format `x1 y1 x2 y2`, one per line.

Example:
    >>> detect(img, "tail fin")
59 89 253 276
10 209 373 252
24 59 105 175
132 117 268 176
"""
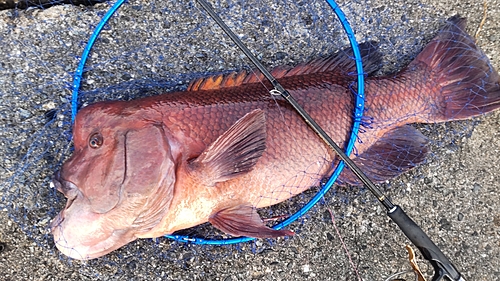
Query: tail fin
412 16 500 122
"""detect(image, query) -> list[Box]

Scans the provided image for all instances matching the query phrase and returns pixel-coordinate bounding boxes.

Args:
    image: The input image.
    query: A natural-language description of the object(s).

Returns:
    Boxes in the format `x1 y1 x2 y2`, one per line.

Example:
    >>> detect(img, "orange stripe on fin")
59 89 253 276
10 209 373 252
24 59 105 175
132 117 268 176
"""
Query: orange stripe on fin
187 70 252 91
187 77 204 91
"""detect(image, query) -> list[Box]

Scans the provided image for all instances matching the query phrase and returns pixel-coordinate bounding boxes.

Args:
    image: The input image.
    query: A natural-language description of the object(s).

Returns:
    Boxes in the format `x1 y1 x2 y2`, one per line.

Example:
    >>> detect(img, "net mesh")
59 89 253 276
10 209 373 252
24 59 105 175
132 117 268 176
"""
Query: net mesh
0 0 499 280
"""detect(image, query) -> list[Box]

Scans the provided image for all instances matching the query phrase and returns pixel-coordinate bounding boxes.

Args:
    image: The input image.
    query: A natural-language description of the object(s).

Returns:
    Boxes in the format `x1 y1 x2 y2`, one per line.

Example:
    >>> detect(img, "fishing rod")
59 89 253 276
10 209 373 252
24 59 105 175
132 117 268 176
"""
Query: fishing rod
196 0 465 280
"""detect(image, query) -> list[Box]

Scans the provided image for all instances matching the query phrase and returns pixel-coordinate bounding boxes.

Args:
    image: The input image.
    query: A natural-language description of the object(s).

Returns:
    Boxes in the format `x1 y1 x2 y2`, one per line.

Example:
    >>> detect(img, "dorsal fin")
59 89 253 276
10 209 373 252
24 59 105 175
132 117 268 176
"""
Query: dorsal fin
187 41 382 91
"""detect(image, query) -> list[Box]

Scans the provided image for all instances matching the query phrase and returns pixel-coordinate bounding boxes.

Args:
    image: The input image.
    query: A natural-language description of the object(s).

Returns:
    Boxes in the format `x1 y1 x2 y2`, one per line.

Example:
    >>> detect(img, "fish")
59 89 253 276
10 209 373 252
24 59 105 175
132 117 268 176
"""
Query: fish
50 17 500 260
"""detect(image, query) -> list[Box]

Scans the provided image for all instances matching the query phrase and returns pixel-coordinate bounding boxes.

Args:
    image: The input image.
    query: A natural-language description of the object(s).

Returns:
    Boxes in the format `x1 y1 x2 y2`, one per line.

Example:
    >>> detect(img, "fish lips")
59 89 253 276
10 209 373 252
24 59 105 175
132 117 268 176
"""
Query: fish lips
51 221 135 260
49 170 79 234
50 171 136 260
51 170 78 200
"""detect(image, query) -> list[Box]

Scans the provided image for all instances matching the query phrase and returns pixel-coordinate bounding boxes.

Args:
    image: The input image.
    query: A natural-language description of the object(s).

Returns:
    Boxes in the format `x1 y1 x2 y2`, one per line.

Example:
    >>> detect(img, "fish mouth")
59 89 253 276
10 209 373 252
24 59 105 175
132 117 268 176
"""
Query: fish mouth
50 171 137 260
52 225 135 260
51 206 135 260
51 170 78 200
49 170 78 233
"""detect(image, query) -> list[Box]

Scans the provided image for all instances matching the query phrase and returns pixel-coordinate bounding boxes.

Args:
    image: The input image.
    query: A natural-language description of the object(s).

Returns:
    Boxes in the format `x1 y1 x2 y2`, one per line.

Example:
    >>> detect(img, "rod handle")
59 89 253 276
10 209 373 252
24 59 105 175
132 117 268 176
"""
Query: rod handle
388 206 465 281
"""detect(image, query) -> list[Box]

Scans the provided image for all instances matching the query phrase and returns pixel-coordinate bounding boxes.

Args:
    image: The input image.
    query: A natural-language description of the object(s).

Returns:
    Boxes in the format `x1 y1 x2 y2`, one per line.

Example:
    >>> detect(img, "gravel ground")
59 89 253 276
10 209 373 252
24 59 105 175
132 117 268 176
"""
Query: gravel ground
0 0 499 280
0 0 106 10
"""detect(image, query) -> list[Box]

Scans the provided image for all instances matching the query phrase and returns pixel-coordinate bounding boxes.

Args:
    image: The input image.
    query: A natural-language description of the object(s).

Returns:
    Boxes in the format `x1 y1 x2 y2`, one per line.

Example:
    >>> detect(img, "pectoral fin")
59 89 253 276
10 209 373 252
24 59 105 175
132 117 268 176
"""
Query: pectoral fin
209 204 294 238
189 109 266 184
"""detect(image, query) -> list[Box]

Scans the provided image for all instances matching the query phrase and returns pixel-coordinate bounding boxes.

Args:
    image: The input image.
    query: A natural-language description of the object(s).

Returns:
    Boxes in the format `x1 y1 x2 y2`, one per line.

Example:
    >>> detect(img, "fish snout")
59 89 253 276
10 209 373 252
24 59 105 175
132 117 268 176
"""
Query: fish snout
50 212 64 230
51 170 78 200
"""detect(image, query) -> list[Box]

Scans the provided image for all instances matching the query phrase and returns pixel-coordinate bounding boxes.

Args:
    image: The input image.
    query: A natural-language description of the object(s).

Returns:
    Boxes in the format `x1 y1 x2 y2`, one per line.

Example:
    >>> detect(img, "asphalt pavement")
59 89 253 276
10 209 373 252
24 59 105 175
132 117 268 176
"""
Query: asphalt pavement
0 0 499 280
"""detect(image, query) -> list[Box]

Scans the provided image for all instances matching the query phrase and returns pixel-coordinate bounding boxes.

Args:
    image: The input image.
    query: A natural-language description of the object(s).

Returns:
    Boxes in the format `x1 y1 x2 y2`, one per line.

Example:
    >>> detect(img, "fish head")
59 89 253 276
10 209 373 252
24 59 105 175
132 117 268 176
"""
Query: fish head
51 101 177 260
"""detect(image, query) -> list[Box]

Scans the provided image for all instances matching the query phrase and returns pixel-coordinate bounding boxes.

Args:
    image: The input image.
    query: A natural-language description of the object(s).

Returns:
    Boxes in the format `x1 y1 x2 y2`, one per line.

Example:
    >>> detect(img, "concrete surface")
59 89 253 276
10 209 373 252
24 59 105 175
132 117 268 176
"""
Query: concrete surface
0 0 499 280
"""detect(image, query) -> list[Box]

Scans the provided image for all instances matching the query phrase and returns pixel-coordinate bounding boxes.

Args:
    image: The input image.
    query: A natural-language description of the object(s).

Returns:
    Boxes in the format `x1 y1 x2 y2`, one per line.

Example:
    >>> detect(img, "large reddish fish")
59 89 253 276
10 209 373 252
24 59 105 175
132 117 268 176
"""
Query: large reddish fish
51 17 500 260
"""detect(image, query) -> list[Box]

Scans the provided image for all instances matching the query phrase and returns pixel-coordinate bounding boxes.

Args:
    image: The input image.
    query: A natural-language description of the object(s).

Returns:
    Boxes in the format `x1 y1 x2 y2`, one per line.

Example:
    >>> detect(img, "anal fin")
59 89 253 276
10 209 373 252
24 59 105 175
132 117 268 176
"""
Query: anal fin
339 125 429 185
209 204 294 238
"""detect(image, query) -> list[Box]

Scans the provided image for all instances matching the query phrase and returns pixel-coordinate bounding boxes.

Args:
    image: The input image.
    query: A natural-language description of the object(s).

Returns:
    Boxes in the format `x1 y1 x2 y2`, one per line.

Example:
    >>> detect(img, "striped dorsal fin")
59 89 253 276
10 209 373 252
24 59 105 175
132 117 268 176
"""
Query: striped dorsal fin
187 41 381 91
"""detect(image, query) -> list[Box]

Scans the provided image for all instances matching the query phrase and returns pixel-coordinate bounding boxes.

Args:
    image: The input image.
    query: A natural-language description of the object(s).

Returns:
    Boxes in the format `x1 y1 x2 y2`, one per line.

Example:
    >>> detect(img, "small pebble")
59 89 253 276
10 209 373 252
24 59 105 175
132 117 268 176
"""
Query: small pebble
19 109 31 118
472 183 482 193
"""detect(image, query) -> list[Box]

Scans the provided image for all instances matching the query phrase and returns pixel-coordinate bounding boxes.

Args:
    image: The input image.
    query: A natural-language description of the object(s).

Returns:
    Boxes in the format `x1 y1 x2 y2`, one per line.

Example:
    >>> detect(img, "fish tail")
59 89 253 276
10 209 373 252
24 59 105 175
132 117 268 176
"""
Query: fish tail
412 16 500 122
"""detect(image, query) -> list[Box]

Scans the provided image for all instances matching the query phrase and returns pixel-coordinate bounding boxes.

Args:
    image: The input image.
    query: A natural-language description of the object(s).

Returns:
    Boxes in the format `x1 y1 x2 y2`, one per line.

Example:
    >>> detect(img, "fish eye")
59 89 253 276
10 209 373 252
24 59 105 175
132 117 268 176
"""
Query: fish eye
89 133 103 149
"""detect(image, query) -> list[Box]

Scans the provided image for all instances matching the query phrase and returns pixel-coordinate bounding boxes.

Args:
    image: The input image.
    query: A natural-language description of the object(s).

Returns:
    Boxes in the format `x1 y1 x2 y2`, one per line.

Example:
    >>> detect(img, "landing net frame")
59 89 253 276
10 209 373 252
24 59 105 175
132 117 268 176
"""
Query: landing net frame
70 0 366 245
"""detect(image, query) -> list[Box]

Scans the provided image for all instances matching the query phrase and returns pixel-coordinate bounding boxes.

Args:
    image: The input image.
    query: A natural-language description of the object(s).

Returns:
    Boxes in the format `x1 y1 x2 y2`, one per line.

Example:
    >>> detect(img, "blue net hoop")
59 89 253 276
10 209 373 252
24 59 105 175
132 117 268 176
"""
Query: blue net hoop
70 0 366 245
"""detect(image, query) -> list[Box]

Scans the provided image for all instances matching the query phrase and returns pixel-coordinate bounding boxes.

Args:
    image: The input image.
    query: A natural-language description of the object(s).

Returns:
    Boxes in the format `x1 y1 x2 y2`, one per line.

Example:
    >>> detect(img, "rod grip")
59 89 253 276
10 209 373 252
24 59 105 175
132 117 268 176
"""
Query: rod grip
388 206 464 281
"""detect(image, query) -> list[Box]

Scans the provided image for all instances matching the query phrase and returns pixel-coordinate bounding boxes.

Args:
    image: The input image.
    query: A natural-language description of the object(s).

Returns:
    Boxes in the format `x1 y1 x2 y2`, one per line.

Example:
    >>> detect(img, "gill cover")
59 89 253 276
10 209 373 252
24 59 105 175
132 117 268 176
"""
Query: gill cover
81 124 173 214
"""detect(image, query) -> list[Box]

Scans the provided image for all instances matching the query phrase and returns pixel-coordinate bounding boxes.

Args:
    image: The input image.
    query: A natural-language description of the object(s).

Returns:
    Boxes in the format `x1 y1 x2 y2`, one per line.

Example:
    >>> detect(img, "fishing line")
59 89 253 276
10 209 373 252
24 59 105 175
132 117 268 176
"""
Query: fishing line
328 208 362 281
